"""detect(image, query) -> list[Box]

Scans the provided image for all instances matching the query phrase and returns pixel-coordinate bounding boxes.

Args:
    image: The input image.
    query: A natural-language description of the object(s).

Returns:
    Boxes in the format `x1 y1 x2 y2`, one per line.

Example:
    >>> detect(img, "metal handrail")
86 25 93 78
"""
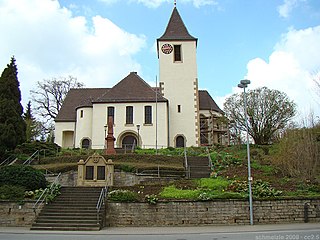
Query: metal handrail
23 150 39 165
207 147 213 169
0 155 16 166
184 147 190 178
137 168 185 177
96 186 108 226
33 172 61 214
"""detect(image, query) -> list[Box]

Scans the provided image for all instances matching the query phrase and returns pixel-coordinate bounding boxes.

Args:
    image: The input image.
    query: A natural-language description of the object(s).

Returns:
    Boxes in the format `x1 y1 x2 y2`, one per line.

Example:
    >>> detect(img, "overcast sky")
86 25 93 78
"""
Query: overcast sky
0 0 319 121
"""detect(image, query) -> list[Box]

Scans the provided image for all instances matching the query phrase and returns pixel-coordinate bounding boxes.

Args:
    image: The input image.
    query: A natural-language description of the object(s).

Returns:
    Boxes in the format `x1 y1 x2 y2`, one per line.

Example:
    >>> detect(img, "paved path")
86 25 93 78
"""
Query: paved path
0 223 319 235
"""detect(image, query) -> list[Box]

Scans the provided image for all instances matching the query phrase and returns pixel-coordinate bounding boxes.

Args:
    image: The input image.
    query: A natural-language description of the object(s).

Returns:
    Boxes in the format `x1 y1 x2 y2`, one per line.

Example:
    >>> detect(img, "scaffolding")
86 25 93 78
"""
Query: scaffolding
200 110 229 146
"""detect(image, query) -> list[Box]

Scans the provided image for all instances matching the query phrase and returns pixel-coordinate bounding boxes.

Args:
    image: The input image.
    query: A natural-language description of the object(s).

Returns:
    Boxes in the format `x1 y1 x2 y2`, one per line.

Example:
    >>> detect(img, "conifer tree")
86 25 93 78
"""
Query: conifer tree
23 101 37 142
0 57 26 158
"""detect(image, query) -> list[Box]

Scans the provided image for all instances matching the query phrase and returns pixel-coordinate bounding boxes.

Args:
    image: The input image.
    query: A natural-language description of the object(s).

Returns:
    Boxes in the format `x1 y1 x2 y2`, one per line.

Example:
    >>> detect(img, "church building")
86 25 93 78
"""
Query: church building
54 6 229 150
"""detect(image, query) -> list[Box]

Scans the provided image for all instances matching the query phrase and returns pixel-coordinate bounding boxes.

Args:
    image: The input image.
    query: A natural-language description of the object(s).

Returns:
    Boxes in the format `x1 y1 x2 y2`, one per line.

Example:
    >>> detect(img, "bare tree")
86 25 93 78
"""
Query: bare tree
31 76 84 123
272 121 320 181
224 87 296 145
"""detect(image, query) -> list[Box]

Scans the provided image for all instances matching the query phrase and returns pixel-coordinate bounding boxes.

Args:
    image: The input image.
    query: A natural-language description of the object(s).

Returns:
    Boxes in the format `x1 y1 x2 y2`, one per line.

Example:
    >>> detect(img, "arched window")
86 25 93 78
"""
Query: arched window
81 138 90 149
175 136 185 148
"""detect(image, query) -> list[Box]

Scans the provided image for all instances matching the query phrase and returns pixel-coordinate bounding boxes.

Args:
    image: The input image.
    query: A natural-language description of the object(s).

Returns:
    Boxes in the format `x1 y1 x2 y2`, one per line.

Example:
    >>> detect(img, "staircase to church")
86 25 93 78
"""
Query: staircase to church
186 156 212 179
31 187 105 231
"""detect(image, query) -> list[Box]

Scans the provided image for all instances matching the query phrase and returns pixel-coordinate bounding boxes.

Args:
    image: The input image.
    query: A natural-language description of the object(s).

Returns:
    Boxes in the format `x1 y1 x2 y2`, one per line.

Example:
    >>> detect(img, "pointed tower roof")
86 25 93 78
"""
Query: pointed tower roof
158 7 197 42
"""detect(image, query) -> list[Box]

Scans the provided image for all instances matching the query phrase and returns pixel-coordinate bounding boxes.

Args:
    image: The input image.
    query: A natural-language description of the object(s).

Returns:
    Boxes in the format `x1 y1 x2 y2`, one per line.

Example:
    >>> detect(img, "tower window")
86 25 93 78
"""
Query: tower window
144 106 152 124
177 105 181 113
80 110 83 118
174 45 182 62
126 106 133 124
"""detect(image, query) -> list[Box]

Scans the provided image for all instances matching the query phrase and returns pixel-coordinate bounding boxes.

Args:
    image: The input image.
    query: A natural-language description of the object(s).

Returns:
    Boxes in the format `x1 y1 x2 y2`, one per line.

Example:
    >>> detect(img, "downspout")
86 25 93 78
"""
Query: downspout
167 100 170 147
73 114 77 148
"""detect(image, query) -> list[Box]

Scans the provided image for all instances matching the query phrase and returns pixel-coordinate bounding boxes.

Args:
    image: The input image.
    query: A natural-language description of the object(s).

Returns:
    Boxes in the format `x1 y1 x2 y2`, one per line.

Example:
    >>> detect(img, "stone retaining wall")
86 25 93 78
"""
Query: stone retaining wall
2 199 319 227
106 199 320 227
46 171 177 187
0 201 41 227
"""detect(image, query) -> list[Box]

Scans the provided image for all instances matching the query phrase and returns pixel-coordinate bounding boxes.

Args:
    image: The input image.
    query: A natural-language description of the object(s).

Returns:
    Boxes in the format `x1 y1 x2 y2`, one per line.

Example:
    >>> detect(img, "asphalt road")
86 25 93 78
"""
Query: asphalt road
0 224 319 240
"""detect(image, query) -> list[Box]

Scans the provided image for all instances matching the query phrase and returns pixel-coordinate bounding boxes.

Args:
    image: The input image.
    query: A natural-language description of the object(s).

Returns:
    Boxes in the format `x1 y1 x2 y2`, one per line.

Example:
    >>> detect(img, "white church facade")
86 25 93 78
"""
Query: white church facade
54 6 229 149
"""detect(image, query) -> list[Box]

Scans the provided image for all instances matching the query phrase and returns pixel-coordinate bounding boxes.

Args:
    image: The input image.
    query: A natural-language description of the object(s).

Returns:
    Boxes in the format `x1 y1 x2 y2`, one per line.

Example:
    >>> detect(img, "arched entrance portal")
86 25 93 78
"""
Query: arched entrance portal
122 135 138 149
175 136 185 148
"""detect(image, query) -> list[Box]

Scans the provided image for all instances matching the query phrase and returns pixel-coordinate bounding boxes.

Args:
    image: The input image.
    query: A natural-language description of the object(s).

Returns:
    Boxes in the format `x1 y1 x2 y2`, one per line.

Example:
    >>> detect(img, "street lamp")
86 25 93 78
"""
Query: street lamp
238 79 254 226
104 124 108 149
136 124 140 147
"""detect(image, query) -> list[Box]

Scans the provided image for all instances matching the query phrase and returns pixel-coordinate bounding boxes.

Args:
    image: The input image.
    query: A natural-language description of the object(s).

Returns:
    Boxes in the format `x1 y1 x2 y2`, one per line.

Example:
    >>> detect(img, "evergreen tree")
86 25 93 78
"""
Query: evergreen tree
23 101 37 142
0 57 26 158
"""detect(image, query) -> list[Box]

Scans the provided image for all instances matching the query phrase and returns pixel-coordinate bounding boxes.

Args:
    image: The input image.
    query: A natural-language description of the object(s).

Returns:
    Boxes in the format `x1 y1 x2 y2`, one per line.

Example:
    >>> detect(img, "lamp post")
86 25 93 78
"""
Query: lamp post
238 79 253 225
136 124 140 147
104 124 107 149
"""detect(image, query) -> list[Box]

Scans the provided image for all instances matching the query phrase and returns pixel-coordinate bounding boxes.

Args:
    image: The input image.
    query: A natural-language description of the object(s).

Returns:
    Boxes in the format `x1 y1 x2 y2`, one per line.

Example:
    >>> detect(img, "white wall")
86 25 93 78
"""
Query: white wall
75 107 93 148
89 102 168 149
158 40 199 147
55 122 75 148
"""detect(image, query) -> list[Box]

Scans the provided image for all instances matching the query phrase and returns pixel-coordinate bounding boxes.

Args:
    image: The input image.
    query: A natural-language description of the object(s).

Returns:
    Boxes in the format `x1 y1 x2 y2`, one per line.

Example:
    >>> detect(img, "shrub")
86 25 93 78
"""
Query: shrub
197 177 229 191
14 141 60 157
108 190 138 202
0 185 25 200
198 191 244 201
145 194 158 204
0 165 47 190
229 179 282 198
210 151 242 172
271 126 320 180
160 185 200 200
24 183 61 203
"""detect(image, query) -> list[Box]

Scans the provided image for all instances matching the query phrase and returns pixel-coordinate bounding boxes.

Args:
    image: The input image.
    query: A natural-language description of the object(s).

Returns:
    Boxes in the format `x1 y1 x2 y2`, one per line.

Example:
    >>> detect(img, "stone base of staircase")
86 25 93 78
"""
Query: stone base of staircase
31 187 104 231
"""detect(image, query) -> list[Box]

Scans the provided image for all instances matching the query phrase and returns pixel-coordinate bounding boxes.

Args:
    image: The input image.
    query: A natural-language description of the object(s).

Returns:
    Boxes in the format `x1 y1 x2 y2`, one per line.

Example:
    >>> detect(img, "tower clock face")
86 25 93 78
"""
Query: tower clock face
161 43 173 54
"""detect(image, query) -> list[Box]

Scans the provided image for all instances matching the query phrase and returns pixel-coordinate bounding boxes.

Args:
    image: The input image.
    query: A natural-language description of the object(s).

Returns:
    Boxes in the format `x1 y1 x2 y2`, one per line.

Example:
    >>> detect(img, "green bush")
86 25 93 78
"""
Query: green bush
14 141 61 157
0 165 47 190
160 185 200 200
210 151 242 172
108 190 138 202
229 179 282 198
308 184 320 193
198 191 244 200
0 185 25 200
197 177 229 191
145 194 159 204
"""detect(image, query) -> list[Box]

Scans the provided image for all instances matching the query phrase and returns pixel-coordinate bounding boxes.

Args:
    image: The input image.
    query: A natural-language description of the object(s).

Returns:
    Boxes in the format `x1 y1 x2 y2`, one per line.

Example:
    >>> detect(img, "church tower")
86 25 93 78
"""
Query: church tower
157 6 200 147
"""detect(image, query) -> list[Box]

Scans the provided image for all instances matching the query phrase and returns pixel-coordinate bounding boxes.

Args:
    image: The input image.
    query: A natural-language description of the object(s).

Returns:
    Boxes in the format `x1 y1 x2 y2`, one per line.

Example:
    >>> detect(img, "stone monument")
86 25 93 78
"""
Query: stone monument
77 153 114 187
105 116 116 155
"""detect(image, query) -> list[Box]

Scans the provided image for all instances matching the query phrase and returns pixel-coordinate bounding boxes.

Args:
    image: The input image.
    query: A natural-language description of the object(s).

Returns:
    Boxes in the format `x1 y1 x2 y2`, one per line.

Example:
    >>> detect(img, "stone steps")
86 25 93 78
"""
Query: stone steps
187 156 211 179
31 187 105 231
30 223 101 231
